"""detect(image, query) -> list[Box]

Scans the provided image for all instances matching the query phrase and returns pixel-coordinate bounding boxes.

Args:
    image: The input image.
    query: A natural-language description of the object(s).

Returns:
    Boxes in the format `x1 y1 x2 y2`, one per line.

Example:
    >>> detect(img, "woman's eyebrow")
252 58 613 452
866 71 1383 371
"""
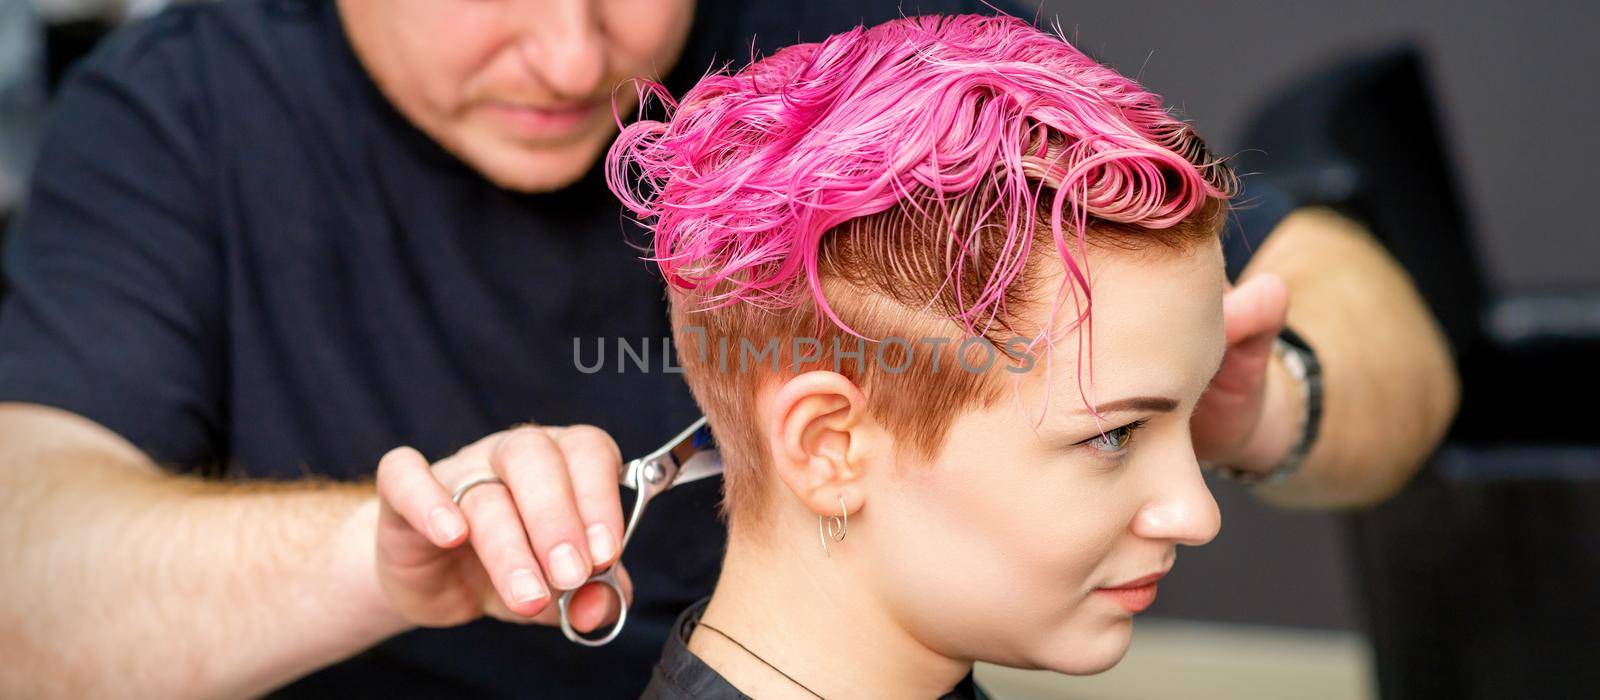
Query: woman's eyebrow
1041 396 1180 449
1079 396 1180 415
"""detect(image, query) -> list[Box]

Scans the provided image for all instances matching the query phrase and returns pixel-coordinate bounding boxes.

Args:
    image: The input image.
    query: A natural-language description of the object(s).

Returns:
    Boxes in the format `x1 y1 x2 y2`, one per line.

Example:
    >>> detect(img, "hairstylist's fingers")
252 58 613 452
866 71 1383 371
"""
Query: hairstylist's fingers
491 427 594 592
481 583 551 626
480 563 634 630
1193 275 1291 464
554 424 626 569
457 479 553 618
376 446 468 549
1223 273 1289 346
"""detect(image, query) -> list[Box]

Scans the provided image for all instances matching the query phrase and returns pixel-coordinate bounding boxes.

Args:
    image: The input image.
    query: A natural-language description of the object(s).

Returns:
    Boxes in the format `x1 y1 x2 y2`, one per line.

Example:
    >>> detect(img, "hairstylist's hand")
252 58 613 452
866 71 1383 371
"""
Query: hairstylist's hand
1191 274 1295 475
372 424 632 631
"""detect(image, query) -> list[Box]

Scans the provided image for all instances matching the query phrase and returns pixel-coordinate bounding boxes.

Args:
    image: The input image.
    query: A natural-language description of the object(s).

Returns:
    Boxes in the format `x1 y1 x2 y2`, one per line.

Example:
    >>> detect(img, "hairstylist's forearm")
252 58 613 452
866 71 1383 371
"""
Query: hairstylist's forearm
0 404 408 699
1243 207 1461 508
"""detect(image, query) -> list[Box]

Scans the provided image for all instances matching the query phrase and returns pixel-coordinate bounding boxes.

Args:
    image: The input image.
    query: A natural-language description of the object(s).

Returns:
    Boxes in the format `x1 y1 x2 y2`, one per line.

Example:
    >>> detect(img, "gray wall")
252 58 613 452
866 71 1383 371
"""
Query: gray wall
1027 0 1599 631
1037 0 1600 295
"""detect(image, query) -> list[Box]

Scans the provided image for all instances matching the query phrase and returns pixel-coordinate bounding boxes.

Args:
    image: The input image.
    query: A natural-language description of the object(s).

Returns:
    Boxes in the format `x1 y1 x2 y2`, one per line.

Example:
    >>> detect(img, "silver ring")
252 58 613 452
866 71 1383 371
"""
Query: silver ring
451 475 505 506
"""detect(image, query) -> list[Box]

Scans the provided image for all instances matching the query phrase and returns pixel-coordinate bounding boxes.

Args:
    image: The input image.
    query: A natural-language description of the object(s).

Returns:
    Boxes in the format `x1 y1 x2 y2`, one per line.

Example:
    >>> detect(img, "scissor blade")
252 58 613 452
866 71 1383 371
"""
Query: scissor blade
673 448 724 486
620 416 717 491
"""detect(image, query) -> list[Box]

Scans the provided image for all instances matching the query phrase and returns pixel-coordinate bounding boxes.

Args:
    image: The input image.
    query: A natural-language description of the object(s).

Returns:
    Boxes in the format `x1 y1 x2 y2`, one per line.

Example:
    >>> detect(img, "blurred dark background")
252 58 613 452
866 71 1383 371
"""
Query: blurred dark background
1043 0 1600 294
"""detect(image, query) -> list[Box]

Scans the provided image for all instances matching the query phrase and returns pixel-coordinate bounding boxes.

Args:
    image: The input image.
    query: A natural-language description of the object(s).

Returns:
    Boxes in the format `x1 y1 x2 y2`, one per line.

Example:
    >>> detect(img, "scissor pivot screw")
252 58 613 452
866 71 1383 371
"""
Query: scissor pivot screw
642 461 666 484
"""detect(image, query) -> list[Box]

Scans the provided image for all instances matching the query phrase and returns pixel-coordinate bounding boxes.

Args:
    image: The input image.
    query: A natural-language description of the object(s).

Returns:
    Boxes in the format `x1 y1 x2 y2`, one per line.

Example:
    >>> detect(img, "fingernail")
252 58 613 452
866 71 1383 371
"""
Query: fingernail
549 543 588 589
428 507 465 543
586 523 617 564
509 568 547 604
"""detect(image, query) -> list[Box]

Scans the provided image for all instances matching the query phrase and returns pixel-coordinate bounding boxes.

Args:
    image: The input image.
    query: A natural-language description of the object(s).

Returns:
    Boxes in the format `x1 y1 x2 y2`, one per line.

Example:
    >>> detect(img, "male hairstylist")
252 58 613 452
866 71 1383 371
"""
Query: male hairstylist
0 0 1458 696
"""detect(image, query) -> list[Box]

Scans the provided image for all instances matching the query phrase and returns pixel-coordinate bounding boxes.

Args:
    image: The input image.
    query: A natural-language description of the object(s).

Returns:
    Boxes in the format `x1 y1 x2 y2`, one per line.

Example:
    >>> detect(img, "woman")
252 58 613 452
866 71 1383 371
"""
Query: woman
608 14 1237 698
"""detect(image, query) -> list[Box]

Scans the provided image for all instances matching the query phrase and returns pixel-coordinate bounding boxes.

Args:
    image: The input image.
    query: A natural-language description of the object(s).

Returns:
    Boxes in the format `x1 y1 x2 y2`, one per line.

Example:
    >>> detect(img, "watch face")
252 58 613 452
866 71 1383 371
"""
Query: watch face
1277 339 1311 380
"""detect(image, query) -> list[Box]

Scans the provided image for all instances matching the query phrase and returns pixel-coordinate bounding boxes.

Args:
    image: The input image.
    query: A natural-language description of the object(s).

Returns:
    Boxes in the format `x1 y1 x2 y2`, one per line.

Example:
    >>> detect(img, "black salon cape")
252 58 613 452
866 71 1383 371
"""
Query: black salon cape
0 0 1059 697
642 598 990 700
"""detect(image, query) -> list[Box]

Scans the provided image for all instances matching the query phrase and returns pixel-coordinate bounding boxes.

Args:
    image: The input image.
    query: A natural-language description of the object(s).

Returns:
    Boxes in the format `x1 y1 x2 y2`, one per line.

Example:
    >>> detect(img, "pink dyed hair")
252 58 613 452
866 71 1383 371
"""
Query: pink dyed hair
608 13 1236 341
605 13 1237 522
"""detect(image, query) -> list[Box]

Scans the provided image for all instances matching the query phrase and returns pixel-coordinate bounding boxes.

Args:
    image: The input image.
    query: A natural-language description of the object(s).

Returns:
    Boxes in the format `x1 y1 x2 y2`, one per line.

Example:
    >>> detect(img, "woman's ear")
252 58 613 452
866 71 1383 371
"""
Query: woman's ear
765 371 876 517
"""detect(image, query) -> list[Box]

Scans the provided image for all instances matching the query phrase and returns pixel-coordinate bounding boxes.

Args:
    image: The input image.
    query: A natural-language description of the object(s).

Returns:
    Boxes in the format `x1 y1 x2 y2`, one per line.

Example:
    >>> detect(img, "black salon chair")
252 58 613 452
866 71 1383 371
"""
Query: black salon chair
1235 46 1600 699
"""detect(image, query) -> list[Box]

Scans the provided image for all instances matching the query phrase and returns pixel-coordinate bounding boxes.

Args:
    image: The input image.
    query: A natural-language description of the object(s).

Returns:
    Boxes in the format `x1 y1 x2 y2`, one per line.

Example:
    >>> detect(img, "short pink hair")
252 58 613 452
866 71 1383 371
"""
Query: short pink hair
607 14 1236 522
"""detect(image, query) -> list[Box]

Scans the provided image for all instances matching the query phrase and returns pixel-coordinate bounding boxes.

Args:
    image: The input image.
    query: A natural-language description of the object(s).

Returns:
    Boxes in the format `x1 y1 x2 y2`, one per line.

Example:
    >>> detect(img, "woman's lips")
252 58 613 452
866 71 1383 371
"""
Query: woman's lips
479 100 598 139
1094 570 1168 614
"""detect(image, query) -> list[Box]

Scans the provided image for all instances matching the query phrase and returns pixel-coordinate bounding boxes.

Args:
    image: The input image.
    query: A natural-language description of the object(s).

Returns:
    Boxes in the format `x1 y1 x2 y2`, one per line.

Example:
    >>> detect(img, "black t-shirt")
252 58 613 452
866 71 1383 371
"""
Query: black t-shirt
0 0 1013 696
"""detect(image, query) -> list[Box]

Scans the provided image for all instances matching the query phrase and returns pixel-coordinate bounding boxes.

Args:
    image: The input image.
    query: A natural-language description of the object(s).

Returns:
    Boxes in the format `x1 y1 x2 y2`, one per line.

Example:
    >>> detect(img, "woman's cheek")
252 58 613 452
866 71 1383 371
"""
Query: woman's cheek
1041 510 1127 590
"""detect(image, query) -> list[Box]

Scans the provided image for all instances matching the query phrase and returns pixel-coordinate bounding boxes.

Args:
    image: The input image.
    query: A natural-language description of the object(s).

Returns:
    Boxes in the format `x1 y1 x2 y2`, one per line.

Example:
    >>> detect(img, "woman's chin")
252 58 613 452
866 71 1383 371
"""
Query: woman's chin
1029 619 1135 676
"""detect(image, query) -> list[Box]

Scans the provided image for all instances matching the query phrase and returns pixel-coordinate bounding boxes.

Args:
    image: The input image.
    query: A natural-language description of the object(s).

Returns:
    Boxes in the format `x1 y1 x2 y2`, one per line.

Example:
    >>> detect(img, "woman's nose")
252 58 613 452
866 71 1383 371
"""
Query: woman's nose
1131 454 1222 546
515 0 606 100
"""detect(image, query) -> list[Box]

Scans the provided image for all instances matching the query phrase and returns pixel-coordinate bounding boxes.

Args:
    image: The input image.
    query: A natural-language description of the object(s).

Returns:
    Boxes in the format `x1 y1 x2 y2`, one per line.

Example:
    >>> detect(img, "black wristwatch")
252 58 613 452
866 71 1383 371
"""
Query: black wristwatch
1216 326 1323 485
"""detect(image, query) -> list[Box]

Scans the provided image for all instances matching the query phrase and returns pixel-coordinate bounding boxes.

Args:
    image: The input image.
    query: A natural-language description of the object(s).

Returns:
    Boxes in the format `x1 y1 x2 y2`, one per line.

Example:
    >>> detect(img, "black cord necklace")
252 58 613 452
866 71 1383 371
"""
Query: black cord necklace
692 619 826 699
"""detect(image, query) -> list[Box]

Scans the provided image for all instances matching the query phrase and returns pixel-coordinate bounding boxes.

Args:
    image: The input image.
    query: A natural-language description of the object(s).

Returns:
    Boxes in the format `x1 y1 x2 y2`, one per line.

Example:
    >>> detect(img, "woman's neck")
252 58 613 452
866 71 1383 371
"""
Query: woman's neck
688 523 971 699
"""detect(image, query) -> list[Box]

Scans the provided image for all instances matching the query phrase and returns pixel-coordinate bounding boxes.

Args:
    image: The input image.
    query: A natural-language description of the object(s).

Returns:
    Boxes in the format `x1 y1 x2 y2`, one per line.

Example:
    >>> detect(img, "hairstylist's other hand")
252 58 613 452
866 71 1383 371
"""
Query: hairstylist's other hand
1191 274 1295 475
372 424 632 631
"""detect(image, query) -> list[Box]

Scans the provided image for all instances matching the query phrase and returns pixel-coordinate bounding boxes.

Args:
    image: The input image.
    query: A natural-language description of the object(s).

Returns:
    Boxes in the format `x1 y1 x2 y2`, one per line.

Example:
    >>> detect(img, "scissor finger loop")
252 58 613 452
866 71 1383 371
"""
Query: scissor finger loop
558 568 629 647
556 416 720 648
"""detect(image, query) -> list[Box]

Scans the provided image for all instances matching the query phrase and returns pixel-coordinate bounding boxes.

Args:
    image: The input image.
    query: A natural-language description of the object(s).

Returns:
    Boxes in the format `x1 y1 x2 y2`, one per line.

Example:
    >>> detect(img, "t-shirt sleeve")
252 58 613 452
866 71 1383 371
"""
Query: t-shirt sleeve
1223 177 1297 282
0 34 224 469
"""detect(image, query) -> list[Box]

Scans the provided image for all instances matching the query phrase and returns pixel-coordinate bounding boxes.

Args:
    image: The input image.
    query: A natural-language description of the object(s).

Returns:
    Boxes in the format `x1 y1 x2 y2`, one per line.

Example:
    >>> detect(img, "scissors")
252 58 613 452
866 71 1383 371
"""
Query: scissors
557 416 722 647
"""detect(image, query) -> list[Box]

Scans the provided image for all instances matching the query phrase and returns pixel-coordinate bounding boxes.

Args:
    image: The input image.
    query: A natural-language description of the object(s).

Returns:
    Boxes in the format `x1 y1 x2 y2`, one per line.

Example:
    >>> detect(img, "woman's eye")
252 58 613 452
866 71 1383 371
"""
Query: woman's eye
1081 419 1147 454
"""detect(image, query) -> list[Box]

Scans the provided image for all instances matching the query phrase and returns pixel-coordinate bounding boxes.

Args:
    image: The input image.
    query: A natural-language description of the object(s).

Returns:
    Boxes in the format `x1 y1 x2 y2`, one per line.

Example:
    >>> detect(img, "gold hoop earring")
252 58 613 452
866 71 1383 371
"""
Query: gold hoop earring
818 495 848 558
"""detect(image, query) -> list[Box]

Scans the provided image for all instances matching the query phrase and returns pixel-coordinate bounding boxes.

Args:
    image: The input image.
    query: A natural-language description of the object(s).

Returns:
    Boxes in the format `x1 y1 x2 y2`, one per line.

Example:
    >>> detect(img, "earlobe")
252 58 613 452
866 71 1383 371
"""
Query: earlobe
766 371 872 517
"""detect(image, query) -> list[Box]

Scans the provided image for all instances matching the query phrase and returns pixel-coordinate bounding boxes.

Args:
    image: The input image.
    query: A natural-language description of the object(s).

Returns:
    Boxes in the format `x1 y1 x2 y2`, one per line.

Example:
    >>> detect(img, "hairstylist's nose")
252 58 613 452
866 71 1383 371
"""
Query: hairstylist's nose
1132 454 1222 546
516 0 605 100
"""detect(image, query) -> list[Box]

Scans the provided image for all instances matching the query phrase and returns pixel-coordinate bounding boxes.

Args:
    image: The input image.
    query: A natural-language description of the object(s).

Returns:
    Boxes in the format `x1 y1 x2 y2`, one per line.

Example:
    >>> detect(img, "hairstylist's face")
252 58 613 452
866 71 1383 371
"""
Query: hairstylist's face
860 240 1227 675
338 0 695 192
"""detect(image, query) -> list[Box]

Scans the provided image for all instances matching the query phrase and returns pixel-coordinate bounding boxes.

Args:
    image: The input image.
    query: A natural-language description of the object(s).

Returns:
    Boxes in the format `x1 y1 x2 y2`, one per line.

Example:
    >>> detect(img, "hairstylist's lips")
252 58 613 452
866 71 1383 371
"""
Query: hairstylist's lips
1095 570 1168 614
478 99 600 140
